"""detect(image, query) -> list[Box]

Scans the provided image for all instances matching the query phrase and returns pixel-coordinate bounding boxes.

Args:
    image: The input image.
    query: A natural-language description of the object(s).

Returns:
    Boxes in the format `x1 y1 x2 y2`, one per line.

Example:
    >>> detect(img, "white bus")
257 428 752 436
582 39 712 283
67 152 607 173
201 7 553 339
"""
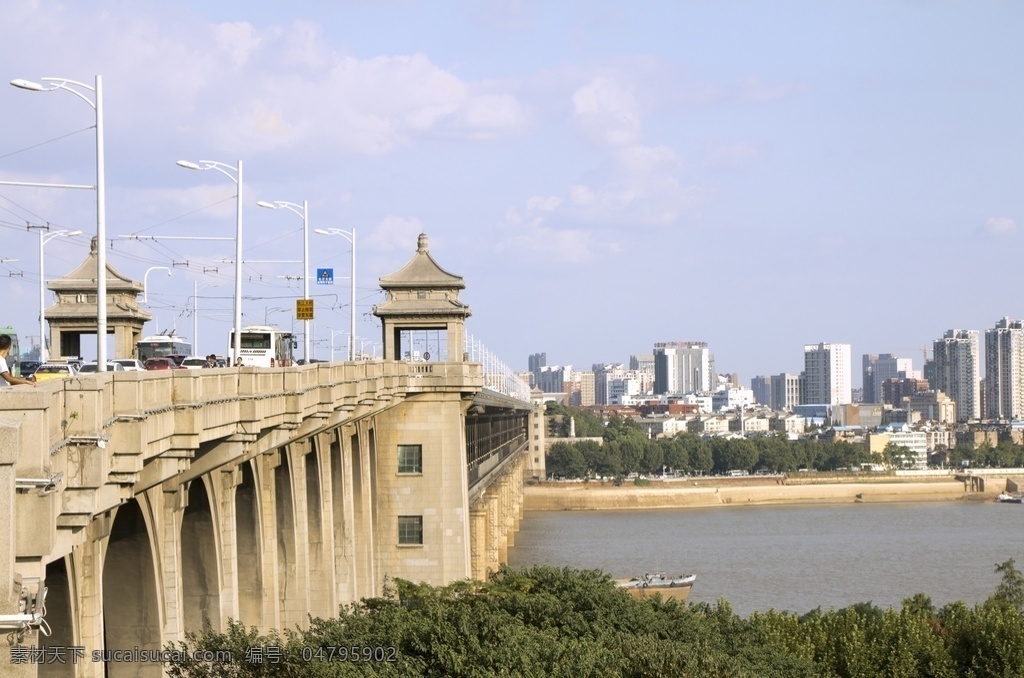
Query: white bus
137 333 192 363
229 325 295 367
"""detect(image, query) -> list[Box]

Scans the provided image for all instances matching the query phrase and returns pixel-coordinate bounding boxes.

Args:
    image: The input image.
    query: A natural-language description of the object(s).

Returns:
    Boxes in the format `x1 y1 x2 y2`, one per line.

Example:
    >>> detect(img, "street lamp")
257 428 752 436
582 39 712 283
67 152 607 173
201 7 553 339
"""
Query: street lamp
142 266 171 304
35 228 82 363
314 227 356 361
11 76 107 370
177 159 243 364
328 329 348 362
257 199 310 363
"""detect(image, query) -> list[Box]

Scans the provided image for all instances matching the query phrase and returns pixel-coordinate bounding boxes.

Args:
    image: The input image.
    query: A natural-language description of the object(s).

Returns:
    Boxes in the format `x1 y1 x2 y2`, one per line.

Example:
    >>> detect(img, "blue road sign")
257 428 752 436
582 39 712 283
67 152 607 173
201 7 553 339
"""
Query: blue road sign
316 268 334 285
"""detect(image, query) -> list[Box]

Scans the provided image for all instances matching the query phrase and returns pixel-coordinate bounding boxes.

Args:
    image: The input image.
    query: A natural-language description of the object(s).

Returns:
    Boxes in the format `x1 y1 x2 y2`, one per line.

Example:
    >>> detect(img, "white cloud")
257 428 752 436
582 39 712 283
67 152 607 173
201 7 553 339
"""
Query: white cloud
614 144 681 175
362 215 426 252
980 216 1016 238
214 22 263 68
496 222 615 264
1 6 528 161
525 195 562 213
569 185 595 207
572 76 641 147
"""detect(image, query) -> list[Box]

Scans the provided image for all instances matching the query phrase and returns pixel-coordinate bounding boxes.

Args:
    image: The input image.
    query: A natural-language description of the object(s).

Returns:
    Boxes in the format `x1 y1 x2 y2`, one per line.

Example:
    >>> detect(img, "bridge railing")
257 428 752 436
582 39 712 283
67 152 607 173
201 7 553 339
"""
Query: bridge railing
464 334 530 403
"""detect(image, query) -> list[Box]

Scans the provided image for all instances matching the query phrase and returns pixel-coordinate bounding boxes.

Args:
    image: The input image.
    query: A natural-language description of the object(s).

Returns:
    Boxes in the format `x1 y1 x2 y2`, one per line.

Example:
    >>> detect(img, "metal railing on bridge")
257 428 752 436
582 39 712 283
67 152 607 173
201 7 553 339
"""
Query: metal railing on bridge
464 334 531 402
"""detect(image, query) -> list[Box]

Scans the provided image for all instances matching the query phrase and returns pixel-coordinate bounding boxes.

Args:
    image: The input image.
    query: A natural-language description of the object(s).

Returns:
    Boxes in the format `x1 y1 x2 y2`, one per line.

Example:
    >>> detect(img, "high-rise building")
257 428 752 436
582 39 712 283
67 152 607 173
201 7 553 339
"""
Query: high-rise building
568 370 595 407
801 342 851 405
771 373 801 411
653 342 715 395
592 363 625 405
932 329 981 421
862 355 878 404
984 317 1024 420
537 364 570 395
751 376 772 407
528 352 546 388
872 353 915 404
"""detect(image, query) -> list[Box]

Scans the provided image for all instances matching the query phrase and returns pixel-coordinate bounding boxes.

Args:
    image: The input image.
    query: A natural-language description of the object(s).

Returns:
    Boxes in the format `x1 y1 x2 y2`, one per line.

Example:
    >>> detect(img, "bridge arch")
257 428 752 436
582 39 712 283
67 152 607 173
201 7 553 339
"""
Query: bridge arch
101 497 162 677
39 556 75 678
181 478 220 634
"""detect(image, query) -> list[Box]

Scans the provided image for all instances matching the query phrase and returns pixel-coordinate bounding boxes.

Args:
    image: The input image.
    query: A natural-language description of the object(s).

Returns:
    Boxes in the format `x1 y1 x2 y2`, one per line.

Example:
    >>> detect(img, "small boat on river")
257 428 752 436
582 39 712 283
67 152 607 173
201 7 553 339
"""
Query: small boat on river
996 492 1023 504
614 572 696 601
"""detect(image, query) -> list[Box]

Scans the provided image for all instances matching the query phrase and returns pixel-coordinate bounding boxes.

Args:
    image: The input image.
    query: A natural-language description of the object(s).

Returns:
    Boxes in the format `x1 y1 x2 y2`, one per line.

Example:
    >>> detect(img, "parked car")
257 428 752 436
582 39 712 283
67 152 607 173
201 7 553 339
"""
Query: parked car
32 363 78 382
77 362 126 373
179 356 209 370
112 358 146 371
145 357 179 370
19 360 41 378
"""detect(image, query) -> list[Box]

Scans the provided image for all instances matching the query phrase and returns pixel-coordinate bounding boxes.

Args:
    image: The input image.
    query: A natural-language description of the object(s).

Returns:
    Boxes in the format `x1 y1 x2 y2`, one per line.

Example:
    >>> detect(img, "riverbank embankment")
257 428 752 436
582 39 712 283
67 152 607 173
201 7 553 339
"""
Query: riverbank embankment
523 474 1004 511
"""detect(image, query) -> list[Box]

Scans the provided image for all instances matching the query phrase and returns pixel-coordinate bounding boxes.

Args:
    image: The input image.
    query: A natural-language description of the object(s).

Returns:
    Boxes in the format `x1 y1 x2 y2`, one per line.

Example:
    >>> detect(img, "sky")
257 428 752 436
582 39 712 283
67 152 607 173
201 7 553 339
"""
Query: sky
0 0 1021 384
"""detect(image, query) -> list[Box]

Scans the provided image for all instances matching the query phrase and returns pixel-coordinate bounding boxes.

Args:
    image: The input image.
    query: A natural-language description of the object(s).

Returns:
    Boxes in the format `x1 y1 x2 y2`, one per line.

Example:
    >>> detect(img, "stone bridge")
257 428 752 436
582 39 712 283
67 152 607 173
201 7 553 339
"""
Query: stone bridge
0 234 546 677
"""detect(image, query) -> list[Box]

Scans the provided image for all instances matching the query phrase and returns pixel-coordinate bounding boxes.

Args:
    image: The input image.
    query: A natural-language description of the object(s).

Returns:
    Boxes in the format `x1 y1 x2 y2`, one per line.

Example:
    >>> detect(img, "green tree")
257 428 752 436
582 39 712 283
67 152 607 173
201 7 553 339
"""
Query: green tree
640 440 664 475
883 442 915 469
991 558 1024 612
546 442 587 479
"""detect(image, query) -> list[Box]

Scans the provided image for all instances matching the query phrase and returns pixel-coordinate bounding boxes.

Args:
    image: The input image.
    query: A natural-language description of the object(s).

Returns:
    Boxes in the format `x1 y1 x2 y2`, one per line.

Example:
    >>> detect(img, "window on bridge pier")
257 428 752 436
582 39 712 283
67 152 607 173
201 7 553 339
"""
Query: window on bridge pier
397 444 423 474
398 515 423 545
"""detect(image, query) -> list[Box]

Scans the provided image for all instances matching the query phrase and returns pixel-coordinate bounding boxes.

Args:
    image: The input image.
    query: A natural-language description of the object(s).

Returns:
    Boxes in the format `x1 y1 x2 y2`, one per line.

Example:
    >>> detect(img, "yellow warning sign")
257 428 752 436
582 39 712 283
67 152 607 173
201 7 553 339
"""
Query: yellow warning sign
296 298 314 320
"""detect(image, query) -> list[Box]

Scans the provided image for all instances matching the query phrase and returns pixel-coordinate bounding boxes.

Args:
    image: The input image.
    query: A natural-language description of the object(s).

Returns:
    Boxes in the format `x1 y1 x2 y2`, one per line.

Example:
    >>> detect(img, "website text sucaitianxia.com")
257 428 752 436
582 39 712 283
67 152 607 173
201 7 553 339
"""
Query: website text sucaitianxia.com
8 644 399 666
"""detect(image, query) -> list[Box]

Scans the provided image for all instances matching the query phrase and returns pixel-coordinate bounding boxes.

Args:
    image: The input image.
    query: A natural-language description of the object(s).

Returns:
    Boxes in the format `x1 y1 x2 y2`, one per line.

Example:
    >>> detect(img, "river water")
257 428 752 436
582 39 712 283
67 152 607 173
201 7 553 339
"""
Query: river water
506 502 1024 617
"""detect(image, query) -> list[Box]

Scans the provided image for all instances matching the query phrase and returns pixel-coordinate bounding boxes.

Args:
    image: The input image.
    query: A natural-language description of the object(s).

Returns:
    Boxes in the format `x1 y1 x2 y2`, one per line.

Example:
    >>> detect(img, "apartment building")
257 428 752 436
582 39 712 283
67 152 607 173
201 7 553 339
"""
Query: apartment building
985 317 1024 420
801 342 852 405
932 329 981 421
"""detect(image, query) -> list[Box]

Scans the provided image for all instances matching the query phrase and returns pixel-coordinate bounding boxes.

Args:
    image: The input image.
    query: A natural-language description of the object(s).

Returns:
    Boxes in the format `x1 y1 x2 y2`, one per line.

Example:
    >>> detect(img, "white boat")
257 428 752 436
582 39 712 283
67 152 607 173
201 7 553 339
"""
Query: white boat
996 493 1023 504
614 572 696 601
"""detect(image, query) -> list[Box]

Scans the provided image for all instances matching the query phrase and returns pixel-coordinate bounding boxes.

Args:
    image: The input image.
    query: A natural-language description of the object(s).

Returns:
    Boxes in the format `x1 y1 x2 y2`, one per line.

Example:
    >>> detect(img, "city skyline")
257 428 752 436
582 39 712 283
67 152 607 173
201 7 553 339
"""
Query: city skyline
1 1 1021 375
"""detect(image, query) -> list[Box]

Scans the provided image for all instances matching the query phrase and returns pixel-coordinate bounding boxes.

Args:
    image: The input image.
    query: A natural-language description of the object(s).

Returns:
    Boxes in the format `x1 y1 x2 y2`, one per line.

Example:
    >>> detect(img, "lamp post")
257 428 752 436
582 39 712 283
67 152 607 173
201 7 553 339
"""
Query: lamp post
11 76 107 370
142 266 171 304
257 199 309 363
177 159 243 364
314 227 356 361
329 329 348 362
34 227 82 363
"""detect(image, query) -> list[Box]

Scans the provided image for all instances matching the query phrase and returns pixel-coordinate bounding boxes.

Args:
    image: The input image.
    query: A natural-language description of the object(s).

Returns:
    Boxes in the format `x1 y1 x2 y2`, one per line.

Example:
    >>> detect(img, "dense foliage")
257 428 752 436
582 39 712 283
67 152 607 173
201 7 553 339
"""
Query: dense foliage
544 405 1024 478
547 431 876 479
167 561 1024 677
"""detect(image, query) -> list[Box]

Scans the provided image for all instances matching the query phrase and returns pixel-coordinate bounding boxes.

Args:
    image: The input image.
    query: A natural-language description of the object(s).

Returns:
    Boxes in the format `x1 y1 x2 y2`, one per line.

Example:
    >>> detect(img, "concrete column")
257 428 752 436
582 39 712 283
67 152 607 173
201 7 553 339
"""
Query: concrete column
256 453 281 631
160 485 183 641
217 466 241 625
468 507 488 580
330 430 356 604
279 442 310 630
305 439 332 619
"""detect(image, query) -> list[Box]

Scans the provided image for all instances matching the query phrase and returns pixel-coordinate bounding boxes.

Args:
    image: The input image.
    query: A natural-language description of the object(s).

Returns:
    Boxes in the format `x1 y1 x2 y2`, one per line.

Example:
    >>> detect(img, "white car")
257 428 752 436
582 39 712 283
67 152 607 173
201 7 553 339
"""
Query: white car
112 358 146 371
179 356 209 370
77 362 126 373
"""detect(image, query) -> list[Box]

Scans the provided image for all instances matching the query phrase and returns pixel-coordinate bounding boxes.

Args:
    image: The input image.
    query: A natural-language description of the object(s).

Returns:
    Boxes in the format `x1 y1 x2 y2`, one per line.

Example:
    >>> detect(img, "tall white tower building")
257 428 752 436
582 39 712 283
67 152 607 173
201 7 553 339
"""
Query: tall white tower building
984 318 1024 420
932 329 981 421
801 342 852 405
653 342 715 395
